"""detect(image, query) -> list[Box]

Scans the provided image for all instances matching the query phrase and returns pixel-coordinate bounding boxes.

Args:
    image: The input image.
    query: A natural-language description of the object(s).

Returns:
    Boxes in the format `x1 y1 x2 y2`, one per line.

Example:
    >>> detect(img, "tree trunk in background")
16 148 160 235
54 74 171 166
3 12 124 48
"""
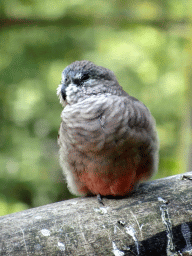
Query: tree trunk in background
0 172 192 256
186 23 192 174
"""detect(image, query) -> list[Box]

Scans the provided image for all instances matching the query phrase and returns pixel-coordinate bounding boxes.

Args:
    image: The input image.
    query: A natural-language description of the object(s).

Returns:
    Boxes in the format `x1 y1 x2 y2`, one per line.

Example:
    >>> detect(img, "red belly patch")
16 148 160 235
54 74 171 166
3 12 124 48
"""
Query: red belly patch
77 165 137 196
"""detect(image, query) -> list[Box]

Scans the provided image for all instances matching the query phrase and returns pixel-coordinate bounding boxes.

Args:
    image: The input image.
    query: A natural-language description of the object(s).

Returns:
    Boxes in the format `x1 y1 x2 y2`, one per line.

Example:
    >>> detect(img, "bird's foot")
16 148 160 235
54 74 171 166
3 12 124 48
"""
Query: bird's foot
97 194 104 206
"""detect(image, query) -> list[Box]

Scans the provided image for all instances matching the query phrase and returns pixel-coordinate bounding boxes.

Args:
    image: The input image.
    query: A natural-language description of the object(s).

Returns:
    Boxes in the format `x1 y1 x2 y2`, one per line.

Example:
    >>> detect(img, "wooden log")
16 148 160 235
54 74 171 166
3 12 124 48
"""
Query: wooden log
0 172 192 256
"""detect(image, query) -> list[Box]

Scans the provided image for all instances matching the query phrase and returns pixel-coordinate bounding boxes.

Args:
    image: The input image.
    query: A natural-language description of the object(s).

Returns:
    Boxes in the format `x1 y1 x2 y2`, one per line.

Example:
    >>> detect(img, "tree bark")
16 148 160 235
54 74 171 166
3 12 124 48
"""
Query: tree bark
0 172 192 256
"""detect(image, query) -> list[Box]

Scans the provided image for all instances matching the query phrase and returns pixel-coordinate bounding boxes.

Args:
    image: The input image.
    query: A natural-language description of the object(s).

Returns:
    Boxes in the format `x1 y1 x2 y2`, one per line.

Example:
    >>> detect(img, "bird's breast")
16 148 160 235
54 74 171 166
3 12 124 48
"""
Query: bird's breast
61 95 131 152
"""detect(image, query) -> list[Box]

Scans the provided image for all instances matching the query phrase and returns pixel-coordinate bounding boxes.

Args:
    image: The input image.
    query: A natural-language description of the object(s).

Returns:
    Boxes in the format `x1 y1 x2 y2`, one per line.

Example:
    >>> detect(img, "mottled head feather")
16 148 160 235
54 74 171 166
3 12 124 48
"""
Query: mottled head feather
62 60 117 81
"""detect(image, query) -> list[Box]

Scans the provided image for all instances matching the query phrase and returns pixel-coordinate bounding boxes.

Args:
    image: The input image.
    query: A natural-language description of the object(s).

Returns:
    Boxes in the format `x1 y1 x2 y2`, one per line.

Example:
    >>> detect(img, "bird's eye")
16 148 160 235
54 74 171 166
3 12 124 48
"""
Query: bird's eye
73 73 89 86
73 78 81 86
81 73 89 81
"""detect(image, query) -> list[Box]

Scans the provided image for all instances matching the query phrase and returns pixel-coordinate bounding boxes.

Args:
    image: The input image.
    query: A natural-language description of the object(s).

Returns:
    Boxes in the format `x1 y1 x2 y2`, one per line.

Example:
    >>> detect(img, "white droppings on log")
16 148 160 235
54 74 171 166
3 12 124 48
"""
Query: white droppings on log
40 229 51 237
112 241 125 256
34 216 42 220
181 222 192 253
57 241 65 251
94 206 108 214
126 226 139 255
160 198 177 256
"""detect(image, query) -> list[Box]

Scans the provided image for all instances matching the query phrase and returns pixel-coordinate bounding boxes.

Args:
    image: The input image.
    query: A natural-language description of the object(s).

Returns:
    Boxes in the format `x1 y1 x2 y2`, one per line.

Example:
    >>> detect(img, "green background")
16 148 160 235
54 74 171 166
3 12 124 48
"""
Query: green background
0 0 191 216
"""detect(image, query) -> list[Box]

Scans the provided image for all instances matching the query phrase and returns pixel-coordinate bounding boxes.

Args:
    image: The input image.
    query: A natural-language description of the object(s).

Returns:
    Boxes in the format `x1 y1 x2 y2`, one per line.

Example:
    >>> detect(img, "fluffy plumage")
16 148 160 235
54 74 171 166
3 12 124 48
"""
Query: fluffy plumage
57 60 159 196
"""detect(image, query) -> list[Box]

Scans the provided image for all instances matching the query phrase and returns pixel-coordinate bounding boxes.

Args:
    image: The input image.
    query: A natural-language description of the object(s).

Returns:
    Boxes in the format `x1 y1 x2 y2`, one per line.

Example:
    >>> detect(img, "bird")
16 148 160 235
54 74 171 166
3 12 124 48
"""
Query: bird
57 60 159 198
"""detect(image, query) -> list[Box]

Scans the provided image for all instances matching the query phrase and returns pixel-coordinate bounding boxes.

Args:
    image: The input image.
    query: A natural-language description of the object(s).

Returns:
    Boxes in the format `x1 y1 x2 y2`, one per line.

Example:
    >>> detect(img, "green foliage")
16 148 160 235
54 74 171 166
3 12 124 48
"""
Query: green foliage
0 0 189 216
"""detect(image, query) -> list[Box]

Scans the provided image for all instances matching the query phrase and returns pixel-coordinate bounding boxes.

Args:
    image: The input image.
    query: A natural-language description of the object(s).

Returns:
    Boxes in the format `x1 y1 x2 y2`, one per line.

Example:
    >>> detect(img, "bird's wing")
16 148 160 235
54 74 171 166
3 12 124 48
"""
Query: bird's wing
59 94 158 154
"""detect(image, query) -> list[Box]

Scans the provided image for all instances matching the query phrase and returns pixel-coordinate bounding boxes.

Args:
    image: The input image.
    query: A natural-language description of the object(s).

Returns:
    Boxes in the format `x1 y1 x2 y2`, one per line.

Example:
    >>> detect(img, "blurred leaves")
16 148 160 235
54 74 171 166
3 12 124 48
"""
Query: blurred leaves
0 0 190 216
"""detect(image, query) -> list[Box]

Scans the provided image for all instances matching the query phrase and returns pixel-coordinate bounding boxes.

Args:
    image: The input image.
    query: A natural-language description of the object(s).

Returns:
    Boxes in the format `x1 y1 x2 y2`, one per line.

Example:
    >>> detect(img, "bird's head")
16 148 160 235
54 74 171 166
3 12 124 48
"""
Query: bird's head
57 60 122 106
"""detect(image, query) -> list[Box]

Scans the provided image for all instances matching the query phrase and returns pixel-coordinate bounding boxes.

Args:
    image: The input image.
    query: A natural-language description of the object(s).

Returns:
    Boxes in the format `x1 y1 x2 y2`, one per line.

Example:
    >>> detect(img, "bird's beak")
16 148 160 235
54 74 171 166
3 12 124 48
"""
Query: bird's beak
60 83 67 101
57 83 67 107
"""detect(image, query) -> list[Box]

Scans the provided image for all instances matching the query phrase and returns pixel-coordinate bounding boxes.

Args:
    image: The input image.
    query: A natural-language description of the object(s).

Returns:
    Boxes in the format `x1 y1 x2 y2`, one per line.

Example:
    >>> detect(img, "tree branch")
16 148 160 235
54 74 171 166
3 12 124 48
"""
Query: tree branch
0 15 189 30
0 172 192 255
